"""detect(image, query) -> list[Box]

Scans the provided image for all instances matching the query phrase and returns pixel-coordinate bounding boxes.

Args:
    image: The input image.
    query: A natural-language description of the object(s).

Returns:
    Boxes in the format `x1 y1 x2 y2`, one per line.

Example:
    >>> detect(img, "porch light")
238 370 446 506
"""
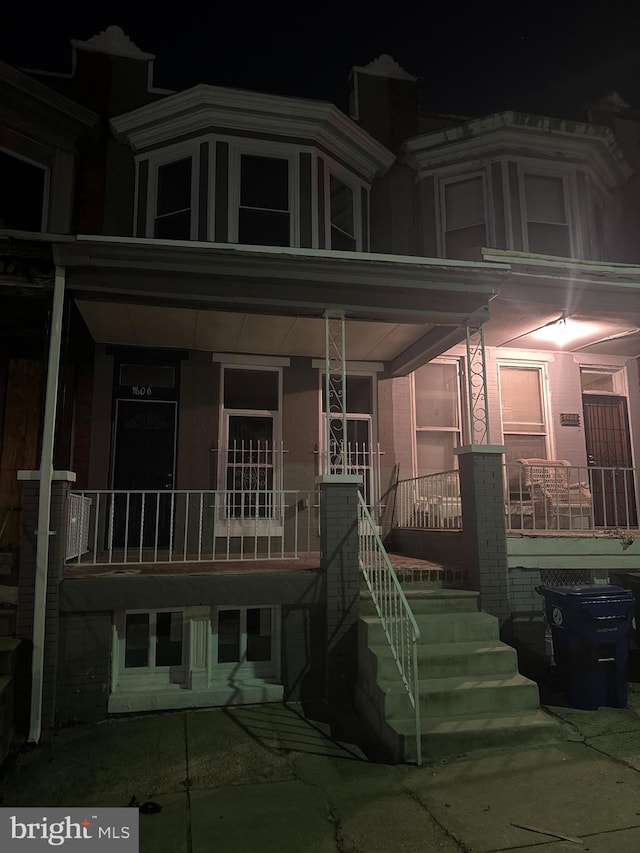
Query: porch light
529 316 599 347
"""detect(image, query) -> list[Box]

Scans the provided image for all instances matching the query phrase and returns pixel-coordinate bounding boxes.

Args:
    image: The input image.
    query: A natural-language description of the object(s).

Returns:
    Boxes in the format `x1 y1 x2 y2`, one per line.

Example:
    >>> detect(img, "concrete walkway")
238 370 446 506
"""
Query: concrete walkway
3 691 640 852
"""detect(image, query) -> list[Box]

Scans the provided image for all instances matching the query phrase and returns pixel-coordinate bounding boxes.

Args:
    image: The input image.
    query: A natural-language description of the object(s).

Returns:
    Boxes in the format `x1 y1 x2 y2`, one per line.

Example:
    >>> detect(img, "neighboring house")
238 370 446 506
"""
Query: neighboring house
1 30 639 739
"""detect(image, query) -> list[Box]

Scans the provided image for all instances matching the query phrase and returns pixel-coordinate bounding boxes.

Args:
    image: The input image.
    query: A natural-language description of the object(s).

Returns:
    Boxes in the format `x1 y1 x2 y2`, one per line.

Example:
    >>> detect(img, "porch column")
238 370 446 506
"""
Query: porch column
318 474 361 707
15 470 76 741
454 446 510 622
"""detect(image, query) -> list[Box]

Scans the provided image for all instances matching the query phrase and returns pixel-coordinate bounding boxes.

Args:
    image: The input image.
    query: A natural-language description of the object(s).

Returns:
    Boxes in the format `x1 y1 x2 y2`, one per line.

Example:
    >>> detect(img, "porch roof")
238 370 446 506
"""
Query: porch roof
481 249 640 357
52 235 509 375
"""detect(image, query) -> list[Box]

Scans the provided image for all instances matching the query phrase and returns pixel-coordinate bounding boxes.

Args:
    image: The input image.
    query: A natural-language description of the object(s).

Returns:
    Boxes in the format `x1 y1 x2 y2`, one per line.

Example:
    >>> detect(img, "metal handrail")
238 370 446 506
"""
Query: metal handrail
357 492 422 766
393 470 462 529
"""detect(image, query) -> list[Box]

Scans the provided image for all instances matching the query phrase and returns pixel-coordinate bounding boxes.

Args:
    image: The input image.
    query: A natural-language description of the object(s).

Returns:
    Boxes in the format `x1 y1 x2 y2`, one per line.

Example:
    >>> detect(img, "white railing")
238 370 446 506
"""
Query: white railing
316 442 383 518
394 470 462 529
358 492 422 766
65 489 314 565
65 493 92 560
505 461 639 532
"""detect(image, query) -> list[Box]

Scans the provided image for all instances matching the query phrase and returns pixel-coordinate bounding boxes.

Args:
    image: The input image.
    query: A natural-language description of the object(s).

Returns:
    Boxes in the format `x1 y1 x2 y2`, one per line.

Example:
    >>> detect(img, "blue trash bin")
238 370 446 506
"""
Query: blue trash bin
536 585 635 710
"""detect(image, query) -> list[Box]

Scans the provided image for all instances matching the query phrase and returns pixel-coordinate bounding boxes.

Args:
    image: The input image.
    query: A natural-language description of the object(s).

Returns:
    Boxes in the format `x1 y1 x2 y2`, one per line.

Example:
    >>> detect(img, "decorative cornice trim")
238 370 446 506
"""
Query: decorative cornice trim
110 84 395 179
71 25 154 61
352 54 416 81
401 111 631 188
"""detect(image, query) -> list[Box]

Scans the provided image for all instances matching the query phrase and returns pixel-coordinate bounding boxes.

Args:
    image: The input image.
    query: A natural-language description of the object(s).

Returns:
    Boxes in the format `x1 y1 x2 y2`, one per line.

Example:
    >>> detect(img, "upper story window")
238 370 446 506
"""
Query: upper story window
0 149 47 232
155 158 193 239
146 145 198 241
329 175 357 251
238 154 290 246
441 175 487 260
522 173 571 257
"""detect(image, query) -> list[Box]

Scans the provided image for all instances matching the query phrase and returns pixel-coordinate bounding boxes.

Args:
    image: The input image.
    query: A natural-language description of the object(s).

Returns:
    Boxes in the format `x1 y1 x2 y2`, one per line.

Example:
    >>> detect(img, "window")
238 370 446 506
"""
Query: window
413 361 462 476
154 158 193 239
0 149 47 231
221 367 282 520
329 175 356 251
523 174 571 257
215 607 277 676
238 154 290 246
442 176 486 260
499 365 548 464
123 611 184 669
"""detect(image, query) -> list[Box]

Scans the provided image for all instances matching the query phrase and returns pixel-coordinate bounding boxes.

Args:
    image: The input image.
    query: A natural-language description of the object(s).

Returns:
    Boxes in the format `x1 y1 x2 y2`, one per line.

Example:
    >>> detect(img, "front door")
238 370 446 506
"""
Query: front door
583 395 637 527
112 400 177 546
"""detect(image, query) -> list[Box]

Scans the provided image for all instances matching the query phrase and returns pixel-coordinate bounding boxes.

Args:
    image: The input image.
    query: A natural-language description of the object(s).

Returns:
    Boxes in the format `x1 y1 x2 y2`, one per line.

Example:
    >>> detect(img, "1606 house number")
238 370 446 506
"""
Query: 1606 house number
131 386 153 396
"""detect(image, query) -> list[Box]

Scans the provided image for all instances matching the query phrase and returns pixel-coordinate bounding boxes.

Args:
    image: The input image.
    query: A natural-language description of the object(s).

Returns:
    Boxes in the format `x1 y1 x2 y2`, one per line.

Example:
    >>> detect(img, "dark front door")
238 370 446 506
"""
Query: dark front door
583 395 637 527
112 400 177 547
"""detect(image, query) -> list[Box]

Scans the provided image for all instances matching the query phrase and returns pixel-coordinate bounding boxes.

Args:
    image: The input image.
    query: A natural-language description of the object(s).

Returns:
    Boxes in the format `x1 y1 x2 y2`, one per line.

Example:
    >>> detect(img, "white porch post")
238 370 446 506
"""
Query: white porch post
28 265 66 744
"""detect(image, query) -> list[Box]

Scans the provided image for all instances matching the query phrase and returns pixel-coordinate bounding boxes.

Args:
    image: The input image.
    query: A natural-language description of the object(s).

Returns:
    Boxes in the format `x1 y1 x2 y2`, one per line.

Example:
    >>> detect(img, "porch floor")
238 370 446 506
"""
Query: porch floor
63 551 447 578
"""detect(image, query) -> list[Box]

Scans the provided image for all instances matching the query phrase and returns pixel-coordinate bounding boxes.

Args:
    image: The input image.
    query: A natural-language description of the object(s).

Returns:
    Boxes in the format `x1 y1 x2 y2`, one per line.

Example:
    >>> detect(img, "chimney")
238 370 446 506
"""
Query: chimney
349 54 418 149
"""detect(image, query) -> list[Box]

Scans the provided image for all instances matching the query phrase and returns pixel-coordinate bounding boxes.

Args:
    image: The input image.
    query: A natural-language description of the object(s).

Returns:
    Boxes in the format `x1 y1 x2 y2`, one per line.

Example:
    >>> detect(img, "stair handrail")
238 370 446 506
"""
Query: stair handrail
357 492 422 766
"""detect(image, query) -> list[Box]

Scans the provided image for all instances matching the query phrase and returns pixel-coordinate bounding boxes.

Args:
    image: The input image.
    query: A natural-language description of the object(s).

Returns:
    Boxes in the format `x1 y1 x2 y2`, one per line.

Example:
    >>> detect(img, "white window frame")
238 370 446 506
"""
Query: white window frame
212 605 280 680
0 146 50 232
140 139 202 240
579 364 628 397
323 159 365 252
112 608 187 692
497 361 553 460
411 358 464 477
517 164 579 258
437 170 492 259
228 142 300 247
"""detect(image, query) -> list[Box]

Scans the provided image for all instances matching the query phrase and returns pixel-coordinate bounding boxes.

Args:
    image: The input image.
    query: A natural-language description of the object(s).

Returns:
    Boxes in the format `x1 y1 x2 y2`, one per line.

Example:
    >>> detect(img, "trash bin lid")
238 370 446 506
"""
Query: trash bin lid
536 584 634 601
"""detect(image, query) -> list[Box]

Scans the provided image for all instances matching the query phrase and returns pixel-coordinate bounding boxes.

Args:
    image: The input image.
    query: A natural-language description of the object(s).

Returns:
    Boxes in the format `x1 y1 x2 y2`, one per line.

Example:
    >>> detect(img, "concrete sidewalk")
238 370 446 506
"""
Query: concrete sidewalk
3 693 640 853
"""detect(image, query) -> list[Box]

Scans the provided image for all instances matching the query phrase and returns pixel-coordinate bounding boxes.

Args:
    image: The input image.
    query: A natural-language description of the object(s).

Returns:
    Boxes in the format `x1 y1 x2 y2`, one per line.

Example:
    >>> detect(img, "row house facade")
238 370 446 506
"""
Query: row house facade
1 29 639 752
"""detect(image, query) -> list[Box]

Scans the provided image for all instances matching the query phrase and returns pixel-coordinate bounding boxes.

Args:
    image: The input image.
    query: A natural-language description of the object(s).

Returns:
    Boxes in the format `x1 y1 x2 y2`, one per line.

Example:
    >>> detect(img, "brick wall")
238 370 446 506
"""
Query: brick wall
56 611 111 724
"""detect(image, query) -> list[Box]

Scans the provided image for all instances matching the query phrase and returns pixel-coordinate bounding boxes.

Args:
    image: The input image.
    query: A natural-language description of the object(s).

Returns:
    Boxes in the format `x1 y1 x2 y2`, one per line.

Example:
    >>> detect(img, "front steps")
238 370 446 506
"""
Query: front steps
355 588 558 764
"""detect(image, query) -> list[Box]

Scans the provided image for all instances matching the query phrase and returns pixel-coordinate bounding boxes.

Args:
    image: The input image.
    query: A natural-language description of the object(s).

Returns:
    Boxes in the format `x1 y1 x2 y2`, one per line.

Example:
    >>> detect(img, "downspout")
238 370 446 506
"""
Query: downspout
28 265 65 744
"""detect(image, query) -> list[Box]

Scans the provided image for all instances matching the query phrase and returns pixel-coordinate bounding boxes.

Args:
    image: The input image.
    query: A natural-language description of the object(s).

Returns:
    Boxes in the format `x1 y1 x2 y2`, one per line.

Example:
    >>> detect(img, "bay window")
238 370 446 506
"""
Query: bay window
522 173 571 257
238 153 291 246
442 175 487 260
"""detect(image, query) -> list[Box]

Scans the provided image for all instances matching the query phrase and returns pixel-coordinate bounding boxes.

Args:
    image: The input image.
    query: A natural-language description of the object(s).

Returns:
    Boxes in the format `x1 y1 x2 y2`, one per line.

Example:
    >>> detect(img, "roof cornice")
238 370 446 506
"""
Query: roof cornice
401 110 632 189
110 84 395 179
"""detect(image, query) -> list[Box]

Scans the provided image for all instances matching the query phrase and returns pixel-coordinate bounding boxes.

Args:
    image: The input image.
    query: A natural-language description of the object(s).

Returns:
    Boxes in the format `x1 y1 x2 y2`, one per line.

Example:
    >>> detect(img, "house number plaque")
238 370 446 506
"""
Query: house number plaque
560 412 580 427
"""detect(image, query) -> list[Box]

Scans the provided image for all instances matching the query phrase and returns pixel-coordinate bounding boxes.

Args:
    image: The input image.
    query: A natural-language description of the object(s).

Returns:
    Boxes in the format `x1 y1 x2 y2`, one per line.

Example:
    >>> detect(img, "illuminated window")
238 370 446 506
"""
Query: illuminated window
499 365 548 463
413 361 462 476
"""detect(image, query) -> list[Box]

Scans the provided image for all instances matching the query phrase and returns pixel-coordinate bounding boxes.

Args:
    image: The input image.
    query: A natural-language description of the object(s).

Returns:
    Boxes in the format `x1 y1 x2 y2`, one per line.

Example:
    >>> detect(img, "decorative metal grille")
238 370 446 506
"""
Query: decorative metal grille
324 310 347 474
465 323 489 445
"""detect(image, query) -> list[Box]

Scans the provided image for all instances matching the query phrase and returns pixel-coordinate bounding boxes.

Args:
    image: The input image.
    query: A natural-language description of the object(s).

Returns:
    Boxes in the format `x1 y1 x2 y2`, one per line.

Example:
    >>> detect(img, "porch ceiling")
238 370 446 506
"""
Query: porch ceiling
54 236 509 374
75 300 429 361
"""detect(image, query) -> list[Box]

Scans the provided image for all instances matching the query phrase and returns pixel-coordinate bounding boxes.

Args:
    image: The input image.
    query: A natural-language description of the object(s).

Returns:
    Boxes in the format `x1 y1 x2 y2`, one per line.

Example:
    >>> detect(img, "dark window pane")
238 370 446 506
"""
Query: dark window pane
224 370 279 410
331 225 356 252
330 176 354 242
155 210 191 240
125 613 149 668
247 608 272 661
155 611 183 666
0 151 46 231
240 155 288 210
238 208 290 246
218 610 241 663
322 375 372 414
445 224 486 260
119 365 175 388
157 158 191 216
527 222 570 257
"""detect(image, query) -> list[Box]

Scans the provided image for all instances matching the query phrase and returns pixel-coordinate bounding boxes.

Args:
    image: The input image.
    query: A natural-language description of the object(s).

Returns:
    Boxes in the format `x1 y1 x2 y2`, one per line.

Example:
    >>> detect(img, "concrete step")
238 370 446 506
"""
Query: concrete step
360 588 479 616
395 710 560 763
383 673 541 720
0 608 16 637
362 610 499 646
0 638 20 676
367 640 519 681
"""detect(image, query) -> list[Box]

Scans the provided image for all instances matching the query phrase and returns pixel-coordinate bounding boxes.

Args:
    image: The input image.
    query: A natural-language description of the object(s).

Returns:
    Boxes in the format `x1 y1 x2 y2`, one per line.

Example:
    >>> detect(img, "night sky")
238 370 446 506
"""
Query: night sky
3 3 640 119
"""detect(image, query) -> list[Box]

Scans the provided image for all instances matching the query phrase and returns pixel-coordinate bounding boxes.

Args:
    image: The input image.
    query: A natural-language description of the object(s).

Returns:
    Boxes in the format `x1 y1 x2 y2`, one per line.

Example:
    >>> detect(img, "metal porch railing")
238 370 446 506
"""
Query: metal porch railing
393 470 462 530
65 489 314 565
505 461 639 532
358 492 422 765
